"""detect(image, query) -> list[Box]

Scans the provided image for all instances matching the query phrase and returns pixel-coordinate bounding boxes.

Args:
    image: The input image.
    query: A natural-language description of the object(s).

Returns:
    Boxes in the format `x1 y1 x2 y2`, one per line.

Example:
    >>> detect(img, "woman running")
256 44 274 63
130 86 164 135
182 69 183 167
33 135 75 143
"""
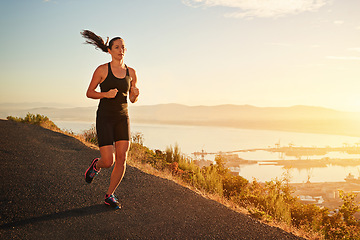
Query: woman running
81 30 139 209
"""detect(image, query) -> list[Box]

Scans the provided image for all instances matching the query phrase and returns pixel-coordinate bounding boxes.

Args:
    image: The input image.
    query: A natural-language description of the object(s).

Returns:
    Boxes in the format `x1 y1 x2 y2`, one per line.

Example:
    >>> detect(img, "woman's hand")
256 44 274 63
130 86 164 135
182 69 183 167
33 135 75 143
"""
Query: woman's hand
106 88 118 98
129 86 139 103
131 86 139 97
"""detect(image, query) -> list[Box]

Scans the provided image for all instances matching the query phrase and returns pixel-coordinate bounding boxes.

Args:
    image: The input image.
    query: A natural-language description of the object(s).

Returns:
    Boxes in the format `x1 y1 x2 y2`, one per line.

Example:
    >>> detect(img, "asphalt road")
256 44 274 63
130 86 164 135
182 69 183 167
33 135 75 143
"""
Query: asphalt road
0 119 304 239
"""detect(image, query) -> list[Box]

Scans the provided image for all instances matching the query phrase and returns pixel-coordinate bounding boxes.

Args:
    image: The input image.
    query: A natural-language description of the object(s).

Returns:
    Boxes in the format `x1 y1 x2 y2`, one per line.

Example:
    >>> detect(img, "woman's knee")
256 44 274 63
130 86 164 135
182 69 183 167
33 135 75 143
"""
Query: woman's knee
99 154 115 168
99 145 115 168
104 159 115 168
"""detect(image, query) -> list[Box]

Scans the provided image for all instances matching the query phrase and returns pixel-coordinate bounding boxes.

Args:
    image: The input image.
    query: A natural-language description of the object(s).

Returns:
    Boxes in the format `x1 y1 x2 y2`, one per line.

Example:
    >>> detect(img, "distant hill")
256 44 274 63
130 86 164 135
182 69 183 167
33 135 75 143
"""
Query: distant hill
129 104 360 137
1 103 360 137
0 106 97 122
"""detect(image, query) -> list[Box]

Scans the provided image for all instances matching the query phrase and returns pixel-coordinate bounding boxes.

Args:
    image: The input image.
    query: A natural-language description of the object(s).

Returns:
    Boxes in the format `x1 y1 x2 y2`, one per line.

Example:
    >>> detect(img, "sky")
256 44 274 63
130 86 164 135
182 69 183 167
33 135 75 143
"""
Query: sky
0 0 359 112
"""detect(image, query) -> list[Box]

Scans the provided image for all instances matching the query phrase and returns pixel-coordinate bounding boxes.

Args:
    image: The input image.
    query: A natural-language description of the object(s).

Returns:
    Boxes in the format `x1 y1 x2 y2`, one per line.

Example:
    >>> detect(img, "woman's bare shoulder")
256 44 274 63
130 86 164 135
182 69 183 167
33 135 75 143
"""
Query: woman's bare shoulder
128 66 137 76
96 63 108 71
94 63 108 76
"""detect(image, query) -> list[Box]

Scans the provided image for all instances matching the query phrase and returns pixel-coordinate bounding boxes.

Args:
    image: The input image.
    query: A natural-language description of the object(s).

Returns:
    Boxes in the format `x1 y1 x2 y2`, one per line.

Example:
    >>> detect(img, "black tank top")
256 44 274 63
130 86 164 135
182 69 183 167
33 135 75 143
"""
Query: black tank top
97 63 131 117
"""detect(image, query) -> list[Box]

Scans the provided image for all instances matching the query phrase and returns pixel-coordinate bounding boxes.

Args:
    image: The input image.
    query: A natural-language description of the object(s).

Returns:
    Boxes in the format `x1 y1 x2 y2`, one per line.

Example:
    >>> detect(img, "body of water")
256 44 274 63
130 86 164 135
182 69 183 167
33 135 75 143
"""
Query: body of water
55 120 360 183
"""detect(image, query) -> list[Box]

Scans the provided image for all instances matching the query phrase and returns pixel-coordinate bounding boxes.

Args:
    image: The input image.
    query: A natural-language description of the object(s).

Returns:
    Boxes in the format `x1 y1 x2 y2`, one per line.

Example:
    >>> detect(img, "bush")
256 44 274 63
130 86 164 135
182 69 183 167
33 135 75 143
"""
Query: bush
202 165 224 195
165 144 182 163
82 125 98 145
339 190 360 226
222 174 248 199
290 201 327 231
243 178 293 224
320 190 360 239
322 212 360 240
7 113 60 131
131 131 144 145
129 142 168 170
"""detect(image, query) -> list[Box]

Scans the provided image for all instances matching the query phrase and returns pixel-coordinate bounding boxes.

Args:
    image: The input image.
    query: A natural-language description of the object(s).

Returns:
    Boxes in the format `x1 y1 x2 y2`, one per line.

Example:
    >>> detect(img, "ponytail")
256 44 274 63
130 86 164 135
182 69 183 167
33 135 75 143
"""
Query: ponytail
80 30 109 52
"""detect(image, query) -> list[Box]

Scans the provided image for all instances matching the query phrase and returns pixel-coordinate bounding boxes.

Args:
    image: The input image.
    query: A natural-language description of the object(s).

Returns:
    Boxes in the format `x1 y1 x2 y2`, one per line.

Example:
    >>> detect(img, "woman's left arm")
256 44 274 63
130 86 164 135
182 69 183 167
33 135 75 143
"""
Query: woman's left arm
129 67 139 103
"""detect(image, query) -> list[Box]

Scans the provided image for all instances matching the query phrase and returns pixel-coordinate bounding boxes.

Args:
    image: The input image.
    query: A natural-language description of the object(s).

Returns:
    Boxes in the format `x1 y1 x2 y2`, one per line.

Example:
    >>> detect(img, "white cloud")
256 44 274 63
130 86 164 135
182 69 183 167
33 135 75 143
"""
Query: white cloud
327 56 360 61
182 0 328 18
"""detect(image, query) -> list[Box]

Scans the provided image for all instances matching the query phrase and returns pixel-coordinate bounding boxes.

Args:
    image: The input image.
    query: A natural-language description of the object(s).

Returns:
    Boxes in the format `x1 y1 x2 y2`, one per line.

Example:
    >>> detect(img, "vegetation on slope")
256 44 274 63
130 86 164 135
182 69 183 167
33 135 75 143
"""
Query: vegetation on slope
7 113 60 131
128 139 359 239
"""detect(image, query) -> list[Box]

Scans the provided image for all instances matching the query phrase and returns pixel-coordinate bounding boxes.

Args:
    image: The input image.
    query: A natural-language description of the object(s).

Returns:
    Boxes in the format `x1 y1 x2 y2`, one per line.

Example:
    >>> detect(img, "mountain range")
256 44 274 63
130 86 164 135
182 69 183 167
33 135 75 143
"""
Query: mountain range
1 103 360 137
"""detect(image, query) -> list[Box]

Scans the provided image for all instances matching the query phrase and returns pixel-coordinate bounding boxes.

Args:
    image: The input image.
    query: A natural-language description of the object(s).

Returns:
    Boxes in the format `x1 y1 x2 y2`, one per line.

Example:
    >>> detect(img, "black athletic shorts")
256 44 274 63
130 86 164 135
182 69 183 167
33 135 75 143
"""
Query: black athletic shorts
96 111 130 147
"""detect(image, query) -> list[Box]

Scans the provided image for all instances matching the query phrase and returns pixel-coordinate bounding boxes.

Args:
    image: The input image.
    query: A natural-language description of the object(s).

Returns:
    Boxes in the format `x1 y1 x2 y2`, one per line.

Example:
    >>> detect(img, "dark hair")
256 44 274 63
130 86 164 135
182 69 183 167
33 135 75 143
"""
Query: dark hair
80 30 122 52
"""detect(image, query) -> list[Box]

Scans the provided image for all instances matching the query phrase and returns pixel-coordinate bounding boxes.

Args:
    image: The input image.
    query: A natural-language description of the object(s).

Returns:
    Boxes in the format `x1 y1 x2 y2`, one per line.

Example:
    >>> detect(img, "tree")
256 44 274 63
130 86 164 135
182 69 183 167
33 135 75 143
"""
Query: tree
339 190 360 226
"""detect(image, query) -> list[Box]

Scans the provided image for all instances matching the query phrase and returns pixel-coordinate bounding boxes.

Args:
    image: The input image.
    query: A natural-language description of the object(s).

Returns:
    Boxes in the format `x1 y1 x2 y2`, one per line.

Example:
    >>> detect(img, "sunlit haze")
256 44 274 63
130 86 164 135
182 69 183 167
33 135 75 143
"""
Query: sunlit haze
0 0 359 111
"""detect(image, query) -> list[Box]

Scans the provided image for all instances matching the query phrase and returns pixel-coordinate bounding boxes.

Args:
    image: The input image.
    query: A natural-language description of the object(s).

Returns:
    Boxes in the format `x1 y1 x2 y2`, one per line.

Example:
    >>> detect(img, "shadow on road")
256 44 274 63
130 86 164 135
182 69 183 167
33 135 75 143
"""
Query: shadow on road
0 204 112 229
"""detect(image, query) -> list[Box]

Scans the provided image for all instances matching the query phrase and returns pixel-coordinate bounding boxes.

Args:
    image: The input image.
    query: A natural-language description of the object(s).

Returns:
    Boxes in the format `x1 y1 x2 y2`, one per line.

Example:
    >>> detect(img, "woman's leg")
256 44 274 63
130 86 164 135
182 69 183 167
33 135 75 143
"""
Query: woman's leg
96 145 115 170
106 140 130 195
85 145 114 184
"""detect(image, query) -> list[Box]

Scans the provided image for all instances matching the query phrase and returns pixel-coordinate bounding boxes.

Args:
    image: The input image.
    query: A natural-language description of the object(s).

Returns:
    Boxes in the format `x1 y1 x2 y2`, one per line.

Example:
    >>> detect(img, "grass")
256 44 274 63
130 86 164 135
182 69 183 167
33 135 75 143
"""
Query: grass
8 113 360 240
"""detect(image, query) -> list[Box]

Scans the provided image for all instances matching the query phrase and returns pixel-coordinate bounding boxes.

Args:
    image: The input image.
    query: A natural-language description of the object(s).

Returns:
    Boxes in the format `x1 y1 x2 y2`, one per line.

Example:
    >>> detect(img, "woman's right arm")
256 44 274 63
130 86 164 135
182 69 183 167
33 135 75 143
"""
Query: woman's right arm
86 65 118 99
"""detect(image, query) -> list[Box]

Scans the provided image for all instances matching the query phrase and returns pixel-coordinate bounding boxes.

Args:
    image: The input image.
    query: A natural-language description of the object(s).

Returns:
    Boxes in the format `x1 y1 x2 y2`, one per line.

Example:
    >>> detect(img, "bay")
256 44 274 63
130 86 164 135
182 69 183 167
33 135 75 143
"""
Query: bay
55 120 360 183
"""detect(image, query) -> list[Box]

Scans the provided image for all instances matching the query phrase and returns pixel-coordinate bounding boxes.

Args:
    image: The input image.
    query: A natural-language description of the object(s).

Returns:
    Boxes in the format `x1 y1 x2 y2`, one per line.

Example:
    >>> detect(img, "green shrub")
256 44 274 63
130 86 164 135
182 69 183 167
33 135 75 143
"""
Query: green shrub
82 125 98 145
165 144 182 163
7 115 22 122
290 201 328 231
339 190 360 226
222 174 249 199
7 113 60 131
214 154 229 175
191 168 207 190
320 190 360 239
129 142 168 170
202 165 224 195
322 212 360 240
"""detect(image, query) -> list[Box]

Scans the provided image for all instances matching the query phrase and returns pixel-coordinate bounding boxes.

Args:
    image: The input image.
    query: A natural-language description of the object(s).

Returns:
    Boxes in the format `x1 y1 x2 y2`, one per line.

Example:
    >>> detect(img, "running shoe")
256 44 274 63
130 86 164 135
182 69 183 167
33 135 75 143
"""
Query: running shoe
85 158 100 183
104 194 121 209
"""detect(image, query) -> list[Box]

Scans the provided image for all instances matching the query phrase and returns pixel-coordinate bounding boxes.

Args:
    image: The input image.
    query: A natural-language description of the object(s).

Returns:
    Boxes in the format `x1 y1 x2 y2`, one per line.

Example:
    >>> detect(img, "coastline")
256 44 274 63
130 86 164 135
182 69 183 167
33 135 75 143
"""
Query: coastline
130 119 360 138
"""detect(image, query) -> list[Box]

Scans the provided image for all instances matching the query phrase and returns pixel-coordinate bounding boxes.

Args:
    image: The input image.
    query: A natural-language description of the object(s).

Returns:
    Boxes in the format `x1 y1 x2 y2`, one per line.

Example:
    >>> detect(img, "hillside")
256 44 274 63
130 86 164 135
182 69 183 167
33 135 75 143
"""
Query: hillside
0 119 302 239
1 103 360 136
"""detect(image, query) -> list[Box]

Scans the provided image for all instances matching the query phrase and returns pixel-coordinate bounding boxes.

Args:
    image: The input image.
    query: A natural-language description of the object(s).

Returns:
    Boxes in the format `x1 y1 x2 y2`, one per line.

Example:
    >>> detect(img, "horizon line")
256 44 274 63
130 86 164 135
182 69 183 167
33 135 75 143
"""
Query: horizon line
1 102 359 113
